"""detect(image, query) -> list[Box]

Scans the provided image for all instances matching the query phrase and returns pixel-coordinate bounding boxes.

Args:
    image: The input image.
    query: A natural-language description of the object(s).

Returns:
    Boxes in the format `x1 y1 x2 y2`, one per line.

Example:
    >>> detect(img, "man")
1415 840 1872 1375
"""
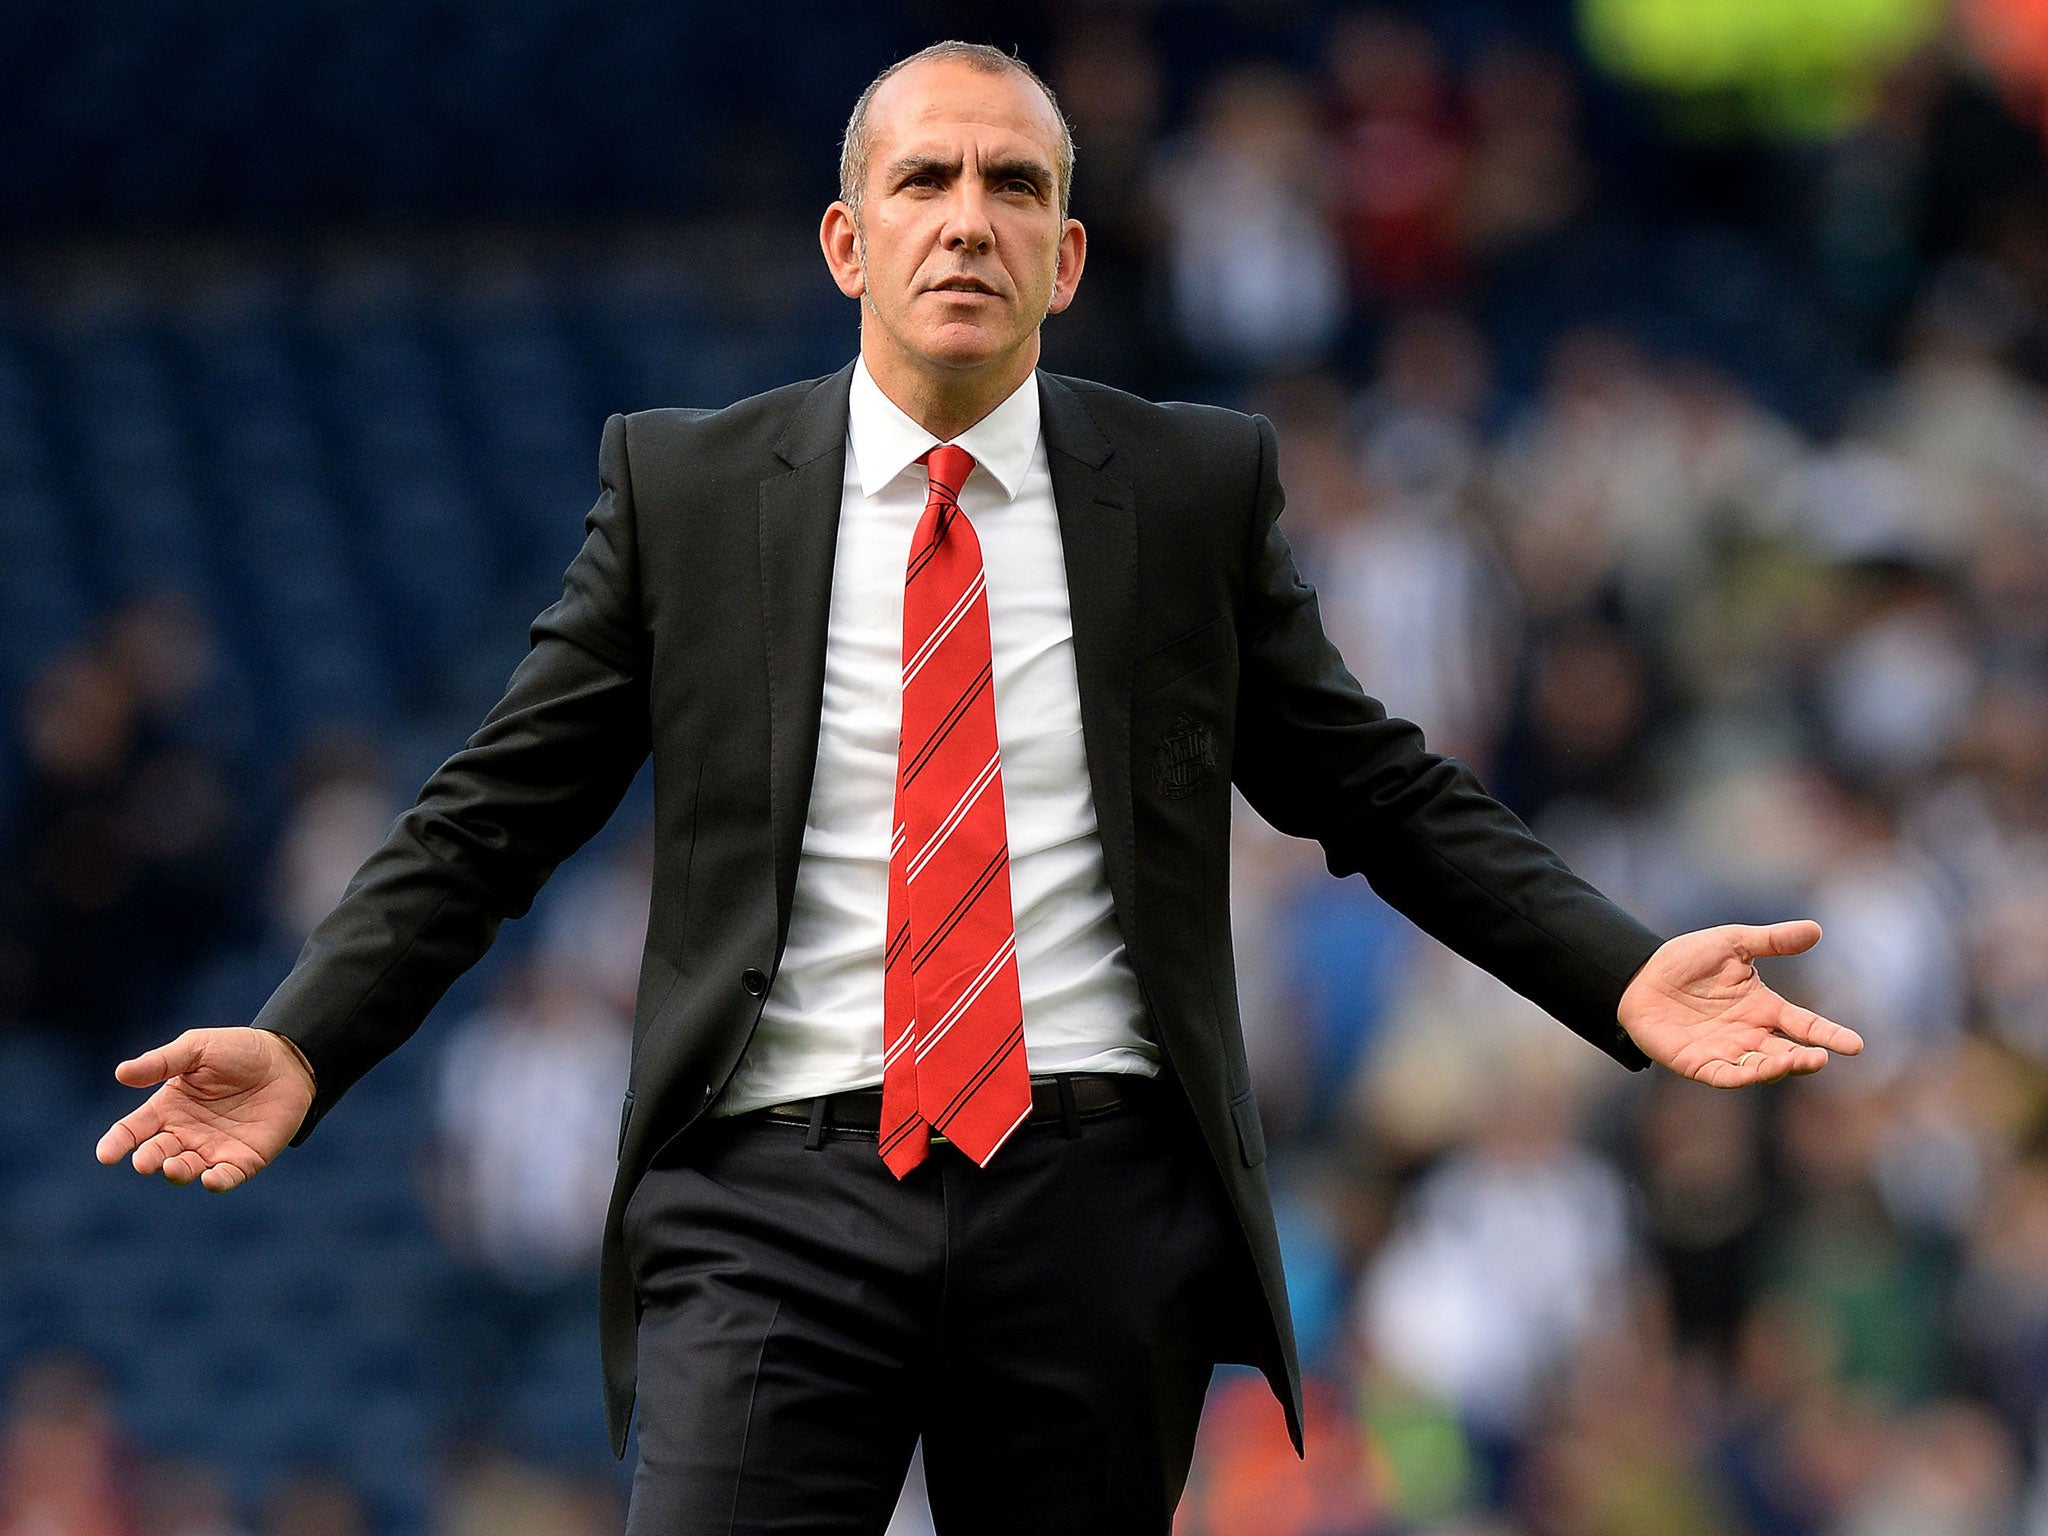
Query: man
96 41 1863 1535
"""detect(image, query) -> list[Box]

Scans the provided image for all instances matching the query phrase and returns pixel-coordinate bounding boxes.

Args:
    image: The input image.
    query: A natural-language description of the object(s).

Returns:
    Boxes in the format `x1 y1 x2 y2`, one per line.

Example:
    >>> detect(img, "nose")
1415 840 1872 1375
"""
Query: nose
940 181 994 254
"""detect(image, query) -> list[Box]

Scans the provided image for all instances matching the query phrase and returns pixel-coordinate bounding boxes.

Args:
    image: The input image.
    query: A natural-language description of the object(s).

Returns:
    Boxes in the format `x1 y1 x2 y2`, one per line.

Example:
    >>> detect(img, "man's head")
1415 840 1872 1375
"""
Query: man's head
820 43 1086 420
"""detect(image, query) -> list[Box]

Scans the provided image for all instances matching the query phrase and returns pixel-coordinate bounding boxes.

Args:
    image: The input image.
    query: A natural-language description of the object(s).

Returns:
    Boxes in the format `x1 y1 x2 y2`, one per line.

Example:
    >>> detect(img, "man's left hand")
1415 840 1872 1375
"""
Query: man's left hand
1618 920 1864 1087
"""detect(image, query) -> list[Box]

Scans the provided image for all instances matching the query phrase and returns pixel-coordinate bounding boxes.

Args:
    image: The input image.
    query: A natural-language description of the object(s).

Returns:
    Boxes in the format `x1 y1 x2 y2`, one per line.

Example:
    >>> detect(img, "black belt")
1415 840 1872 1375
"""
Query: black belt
757 1071 1153 1148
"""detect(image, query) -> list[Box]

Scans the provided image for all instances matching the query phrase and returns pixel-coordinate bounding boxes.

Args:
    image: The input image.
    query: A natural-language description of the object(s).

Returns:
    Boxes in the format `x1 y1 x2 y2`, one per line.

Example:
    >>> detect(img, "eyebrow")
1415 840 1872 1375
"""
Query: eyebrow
885 153 1051 195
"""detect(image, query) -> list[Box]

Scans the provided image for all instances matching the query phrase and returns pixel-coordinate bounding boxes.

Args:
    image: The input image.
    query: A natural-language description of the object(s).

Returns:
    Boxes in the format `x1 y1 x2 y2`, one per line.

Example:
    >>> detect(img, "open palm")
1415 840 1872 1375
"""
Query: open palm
95 1027 314 1191
1618 920 1864 1088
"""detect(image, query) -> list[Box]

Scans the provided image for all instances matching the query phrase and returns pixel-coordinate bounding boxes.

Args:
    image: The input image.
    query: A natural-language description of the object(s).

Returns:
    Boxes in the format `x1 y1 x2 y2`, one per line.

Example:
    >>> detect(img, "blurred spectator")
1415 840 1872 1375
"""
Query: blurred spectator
0 607 243 1052
1512 1296 1746 1536
1314 341 1520 768
1810 566 1976 785
99 592 256 780
1805 50 1937 342
1965 516 2048 673
427 854 639 1452
132 1460 248 1536
1866 1041 2024 1243
166 740 395 1044
1758 1085 1948 1405
4 643 142 1036
1492 330 1776 625
1325 9 1468 303
432 953 632 1282
1633 1074 1767 1354
1263 1151 1395 1375
1153 65 1347 373
1955 1154 2048 1444
1356 1036 1637 1492
1174 1371 1385 1536
1348 946 1612 1165
1959 0 2048 148
1714 1290 1888 1536
259 1473 367 1536
1802 780 1967 1082
1501 617 1656 817
1831 1397 2022 1536
1461 44 1594 272
270 755 400 950
526 836 654 1025
1350 308 1493 509
0 1354 138 1536
1857 268 2048 539
433 1451 621 1536
1045 13 1165 389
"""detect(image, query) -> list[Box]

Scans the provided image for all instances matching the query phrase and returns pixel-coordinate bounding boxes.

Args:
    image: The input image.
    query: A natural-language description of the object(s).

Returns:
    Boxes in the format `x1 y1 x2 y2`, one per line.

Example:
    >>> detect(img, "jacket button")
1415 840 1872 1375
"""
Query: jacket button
741 967 768 997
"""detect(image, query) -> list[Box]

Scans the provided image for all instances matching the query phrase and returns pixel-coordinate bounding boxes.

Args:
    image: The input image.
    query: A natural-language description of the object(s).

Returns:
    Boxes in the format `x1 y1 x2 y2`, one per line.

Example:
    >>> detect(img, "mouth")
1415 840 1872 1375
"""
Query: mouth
927 277 1002 297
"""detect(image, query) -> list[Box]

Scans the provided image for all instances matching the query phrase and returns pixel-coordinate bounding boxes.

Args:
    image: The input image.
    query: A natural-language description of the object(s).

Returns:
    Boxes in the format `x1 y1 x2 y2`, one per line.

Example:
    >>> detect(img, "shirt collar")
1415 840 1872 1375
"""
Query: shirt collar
847 355 1041 502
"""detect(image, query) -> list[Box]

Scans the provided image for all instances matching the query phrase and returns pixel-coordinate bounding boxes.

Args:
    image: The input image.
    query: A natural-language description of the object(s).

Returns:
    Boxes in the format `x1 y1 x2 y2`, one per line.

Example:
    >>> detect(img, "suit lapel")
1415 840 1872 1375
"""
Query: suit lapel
1038 372 1142 939
760 361 855 948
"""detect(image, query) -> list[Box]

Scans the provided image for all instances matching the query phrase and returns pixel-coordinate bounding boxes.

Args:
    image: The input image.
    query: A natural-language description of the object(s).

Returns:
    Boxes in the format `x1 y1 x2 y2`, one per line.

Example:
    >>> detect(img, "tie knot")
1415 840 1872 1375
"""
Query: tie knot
921 445 975 506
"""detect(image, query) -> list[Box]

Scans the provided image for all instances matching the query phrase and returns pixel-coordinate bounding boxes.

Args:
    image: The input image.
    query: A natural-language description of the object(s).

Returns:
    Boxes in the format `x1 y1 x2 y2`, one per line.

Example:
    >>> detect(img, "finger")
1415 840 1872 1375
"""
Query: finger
131 1129 187 1177
1728 920 1823 961
114 1031 205 1089
160 1149 206 1185
96 1103 161 1165
1769 1000 1864 1056
1751 1040 1831 1081
1702 1053 1766 1089
96 1122 146 1163
200 1161 249 1192
1701 1040 1827 1088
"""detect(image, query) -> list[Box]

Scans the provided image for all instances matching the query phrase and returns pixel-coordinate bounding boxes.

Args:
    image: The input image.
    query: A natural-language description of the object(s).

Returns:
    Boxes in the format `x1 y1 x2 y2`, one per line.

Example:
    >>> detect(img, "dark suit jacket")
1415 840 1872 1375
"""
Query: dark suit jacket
253 359 1662 1459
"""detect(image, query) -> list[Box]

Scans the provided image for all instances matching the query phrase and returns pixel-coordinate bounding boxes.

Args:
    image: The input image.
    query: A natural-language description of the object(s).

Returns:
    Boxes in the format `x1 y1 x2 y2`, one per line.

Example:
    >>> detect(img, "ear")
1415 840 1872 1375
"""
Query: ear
820 202 867 300
1045 218 1087 317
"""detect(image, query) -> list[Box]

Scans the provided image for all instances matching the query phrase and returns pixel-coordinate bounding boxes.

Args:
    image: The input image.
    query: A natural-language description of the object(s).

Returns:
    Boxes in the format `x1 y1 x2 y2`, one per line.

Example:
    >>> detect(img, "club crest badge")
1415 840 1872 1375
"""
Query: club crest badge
1156 714 1217 798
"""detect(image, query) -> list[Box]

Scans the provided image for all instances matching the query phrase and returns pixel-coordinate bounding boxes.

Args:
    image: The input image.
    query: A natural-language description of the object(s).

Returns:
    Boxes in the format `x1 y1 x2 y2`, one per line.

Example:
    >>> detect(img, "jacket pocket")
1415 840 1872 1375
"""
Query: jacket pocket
1229 1086 1267 1168
1133 615 1231 699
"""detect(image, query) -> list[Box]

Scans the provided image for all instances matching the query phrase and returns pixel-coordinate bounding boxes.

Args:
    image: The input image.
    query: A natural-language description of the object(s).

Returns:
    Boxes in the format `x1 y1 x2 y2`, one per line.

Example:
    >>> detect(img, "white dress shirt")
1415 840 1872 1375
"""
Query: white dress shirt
713 358 1158 1116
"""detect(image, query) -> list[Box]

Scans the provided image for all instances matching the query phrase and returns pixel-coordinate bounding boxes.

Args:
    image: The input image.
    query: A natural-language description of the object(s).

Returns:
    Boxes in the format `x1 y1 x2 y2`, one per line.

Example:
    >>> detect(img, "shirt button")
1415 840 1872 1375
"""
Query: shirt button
741 967 768 997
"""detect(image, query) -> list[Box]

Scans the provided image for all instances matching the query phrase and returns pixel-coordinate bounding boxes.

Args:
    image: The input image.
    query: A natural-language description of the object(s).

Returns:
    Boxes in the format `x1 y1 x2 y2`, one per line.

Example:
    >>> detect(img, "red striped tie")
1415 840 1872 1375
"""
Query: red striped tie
879 445 1032 1177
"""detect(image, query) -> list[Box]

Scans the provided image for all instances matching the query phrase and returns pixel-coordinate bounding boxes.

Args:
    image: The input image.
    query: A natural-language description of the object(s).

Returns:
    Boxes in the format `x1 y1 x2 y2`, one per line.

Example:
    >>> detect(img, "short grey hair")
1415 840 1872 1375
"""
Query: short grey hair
839 41 1075 219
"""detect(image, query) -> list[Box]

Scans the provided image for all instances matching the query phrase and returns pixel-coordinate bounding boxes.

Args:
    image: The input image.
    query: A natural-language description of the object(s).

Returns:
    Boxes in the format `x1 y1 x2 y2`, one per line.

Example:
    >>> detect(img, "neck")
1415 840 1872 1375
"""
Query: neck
859 333 1039 442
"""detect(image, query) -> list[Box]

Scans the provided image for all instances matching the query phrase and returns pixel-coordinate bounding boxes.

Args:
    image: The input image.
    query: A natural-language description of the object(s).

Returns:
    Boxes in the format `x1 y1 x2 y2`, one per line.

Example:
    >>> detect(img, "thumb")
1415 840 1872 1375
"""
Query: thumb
1731 920 1823 960
114 1030 206 1088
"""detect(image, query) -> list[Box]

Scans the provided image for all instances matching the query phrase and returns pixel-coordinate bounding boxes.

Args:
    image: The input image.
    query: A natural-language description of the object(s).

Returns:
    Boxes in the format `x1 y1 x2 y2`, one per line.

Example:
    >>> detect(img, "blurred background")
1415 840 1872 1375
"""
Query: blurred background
3 0 2047 1532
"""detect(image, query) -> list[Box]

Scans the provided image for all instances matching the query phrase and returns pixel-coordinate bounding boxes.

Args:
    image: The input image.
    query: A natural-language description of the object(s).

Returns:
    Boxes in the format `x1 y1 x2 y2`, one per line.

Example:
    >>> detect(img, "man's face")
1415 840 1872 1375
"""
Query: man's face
822 59 1085 382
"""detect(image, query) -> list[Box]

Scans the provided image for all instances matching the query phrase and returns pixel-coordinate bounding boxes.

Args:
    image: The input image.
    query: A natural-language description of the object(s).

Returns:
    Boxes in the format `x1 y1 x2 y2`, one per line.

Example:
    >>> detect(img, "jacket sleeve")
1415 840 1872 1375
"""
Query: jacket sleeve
253 412 654 1141
1228 412 1658 1070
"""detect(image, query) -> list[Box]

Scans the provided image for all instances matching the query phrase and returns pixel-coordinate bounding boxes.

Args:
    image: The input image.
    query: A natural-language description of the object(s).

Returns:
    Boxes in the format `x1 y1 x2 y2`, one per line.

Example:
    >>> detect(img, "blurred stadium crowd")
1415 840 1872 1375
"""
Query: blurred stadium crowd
4 2 2048 1534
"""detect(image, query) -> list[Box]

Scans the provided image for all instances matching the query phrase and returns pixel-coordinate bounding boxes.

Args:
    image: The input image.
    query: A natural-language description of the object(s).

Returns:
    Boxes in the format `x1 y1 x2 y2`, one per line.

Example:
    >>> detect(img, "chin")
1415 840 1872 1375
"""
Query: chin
914 325 1020 371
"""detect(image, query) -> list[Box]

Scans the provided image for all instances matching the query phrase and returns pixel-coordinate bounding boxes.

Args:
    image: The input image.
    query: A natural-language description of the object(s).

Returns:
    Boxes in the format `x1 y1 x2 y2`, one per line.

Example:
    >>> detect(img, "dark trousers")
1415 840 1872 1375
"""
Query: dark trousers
619 1075 1251 1534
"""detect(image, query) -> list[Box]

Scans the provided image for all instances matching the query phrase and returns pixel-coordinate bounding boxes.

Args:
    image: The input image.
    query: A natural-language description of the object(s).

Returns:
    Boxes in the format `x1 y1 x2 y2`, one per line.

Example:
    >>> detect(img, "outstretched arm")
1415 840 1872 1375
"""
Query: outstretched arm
1229 412 1663 1069
1617 919 1864 1086
1229 417 1864 1087
98 412 651 1177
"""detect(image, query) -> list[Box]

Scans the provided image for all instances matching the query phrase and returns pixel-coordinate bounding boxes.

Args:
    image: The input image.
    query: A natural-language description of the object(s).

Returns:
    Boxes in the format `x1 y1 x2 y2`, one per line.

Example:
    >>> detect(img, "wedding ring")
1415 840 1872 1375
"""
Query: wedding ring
1737 1051 1761 1067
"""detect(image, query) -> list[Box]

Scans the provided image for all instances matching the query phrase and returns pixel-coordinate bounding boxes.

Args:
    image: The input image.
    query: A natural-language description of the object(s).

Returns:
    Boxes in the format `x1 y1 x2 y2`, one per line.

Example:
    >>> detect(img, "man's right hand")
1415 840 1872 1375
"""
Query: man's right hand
95 1027 316 1191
